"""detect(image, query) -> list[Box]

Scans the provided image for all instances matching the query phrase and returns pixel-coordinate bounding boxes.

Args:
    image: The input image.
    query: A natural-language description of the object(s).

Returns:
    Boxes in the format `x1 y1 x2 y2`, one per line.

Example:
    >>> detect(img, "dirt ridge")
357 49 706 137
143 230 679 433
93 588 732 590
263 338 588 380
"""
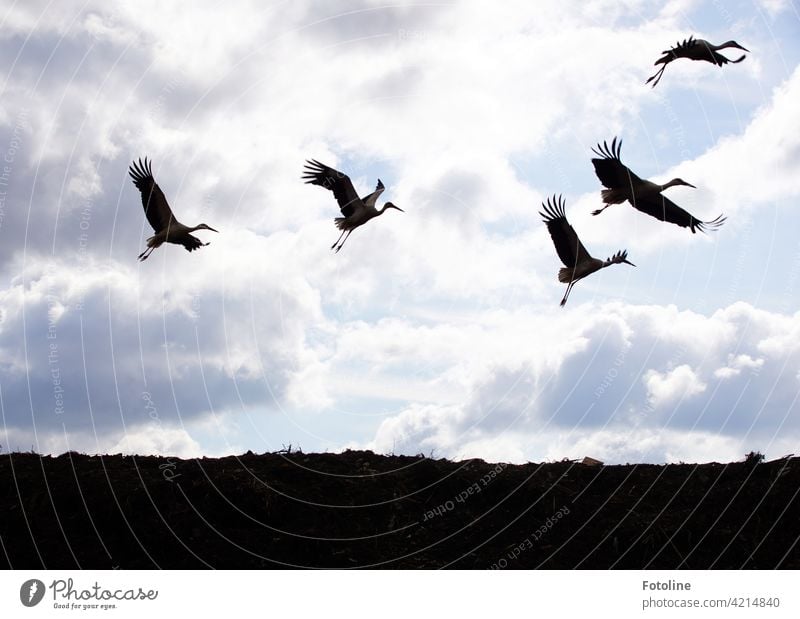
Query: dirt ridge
1 450 798 568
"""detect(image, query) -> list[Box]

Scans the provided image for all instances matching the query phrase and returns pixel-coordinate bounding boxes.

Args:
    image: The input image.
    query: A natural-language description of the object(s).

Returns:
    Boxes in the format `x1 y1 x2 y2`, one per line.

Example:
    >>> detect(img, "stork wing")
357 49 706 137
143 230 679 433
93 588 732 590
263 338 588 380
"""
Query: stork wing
129 158 175 233
362 179 385 208
647 38 696 86
591 137 644 190
540 195 592 268
668 35 697 55
656 36 697 60
302 159 362 217
651 36 693 67
180 234 206 253
710 49 746 66
631 192 708 231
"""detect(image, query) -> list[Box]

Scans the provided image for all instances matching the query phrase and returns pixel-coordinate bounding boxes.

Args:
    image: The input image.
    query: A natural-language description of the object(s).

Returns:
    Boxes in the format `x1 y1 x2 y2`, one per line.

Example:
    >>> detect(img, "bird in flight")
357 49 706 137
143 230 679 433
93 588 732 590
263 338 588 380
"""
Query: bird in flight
646 35 749 87
129 158 218 261
541 194 635 307
302 159 403 253
591 138 726 233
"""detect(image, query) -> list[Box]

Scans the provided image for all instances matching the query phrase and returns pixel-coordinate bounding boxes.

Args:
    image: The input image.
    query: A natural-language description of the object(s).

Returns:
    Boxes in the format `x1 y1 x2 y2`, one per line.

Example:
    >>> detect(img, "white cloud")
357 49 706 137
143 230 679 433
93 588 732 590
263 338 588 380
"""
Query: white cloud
0 244 327 453
355 301 800 463
715 353 764 379
755 0 790 17
1 1 798 463
109 425 203 457
644 364 706 408
657 66 800 236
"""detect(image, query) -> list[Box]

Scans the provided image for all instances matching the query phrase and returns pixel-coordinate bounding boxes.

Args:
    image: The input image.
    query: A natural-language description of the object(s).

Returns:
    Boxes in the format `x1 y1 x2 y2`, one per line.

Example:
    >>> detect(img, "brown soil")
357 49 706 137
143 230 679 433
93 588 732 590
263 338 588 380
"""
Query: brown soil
1 450 798 569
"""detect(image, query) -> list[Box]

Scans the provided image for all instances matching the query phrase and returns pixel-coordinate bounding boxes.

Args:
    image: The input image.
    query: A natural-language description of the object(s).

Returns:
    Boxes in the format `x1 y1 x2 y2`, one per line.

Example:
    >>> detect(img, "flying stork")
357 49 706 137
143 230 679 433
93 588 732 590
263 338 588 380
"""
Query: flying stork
541 195 635 307
646 35 749 87
129 158 218 261
591 138 726 233
302 159 404 253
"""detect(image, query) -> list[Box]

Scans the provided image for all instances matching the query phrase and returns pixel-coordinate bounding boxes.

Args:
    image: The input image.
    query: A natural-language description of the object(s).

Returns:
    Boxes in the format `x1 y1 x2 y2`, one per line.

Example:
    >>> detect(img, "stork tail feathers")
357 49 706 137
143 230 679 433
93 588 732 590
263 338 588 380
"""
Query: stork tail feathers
600 188 627 204
558 267 575 284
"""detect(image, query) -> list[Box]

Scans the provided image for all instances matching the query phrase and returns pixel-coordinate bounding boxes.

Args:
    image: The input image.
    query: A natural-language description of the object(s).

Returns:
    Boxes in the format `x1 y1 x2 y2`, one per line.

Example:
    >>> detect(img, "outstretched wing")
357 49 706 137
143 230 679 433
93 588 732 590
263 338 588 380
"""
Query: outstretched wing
631 192 725 233
181 234 206 252
646 37 697 86
362 179 385 208
668 35 698 55
591 137 643 190
302 159 362 216
129 158 175 232
709 48 747 66
656 35 698 62
540 195 592 268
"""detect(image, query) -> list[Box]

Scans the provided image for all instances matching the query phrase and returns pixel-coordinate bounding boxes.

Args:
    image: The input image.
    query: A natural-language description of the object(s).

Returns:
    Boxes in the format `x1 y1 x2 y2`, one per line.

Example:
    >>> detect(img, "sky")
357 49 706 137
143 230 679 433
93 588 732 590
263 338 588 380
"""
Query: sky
1 0 799 464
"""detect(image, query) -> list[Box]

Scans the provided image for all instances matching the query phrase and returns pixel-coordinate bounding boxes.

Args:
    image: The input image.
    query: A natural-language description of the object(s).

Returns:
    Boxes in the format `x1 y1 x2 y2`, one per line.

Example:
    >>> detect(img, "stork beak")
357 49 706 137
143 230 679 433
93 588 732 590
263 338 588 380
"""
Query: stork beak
684 182 696 189
393 206 405 212
207 226 219 233
624 259 636 267
738 44 750 52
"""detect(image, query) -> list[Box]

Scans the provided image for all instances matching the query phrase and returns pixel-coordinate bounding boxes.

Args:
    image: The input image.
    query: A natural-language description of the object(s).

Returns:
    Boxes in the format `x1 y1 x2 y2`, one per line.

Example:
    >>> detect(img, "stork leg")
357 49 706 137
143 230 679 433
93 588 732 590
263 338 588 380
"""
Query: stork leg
138 247 155 261
591 204 611 216
645 65 666 88
560 281 576 307
331 229 346 250
335 230 353 253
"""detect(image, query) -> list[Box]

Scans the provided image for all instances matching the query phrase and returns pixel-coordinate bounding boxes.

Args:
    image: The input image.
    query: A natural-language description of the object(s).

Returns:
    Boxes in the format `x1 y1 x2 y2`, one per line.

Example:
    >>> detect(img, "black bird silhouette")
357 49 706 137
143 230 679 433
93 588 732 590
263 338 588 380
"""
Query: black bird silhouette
541 194 635 307
646 35 749 87
129 158 218 261
590 138 726 234
303 159 403 253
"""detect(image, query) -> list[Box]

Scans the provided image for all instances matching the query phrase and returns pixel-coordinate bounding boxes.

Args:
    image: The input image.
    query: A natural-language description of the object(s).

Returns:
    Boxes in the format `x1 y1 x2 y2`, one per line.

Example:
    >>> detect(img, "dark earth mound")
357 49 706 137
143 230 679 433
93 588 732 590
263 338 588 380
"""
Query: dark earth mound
1 450 798 569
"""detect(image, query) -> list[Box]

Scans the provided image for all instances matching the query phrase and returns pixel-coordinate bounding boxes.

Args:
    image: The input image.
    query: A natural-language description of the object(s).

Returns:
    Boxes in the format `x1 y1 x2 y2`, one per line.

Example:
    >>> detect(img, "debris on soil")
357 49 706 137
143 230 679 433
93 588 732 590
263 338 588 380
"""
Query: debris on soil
1 450 798 568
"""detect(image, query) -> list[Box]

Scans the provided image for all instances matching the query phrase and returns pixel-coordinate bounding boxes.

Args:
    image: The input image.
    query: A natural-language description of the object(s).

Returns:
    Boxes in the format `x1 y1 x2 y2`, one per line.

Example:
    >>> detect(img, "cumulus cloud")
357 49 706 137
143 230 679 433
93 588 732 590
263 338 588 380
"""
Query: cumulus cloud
0 1 798 462
359 302 800 463
678 65 800 220
644 364 707 409
0 242 326 452
109 425 203 458
715 353 764 379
